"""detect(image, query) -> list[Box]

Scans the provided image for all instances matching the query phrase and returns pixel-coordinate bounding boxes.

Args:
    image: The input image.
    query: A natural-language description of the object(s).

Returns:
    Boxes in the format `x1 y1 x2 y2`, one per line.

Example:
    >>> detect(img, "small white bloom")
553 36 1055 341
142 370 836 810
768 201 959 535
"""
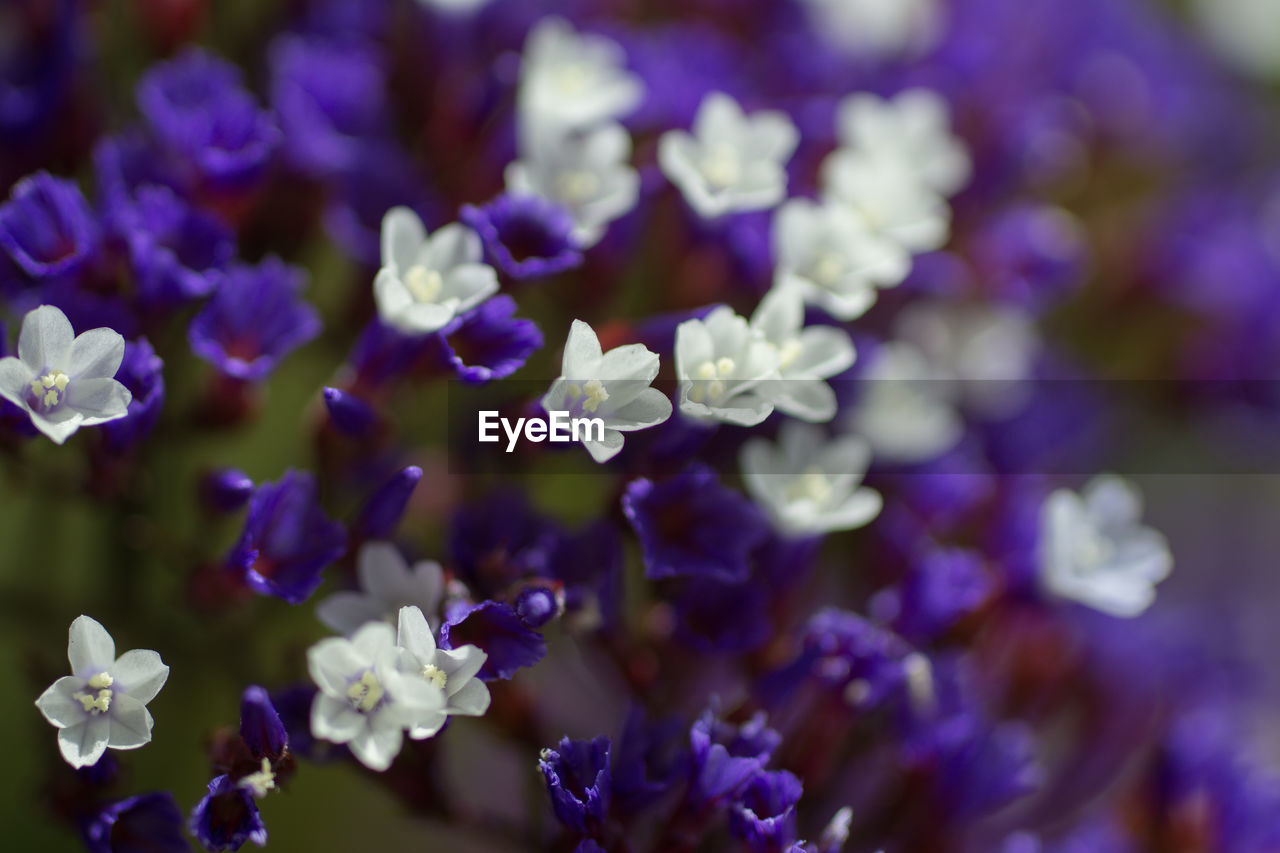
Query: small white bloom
541 319 673 463
675 306 781 426
798 0 944 59
749 288 855 423
394 606 490 739
658 93 799 219
507 122 640 248
416 0 491 13
307 621 444 771
821 148 951 255
0 305 132 445
517 17 643 137
1192 0 1280 80
34 615 170 769
740 422 881 535
373 208 499 335
316 542 445 636
773 198 911 321
849 341 963 464
1039 476 1172 617
895 300 1040 418
835 89 971 197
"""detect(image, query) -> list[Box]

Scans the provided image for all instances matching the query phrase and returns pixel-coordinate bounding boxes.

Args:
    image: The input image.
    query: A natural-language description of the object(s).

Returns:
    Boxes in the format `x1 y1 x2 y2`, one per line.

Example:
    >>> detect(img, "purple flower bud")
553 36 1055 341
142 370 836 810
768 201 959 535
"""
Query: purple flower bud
0 171 99 278
188 775 266 852
239 685 287 762
85 791 191 853
515 584 561 629
322 387 377 437
461 194 582 279
539 735 612 836
353 465 422 540
201 469 255 514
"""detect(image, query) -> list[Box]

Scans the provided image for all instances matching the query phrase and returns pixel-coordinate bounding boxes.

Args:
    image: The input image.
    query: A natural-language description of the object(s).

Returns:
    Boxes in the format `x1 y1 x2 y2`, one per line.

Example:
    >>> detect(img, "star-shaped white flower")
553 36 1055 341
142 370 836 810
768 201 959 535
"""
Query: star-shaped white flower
416 0 491 13
798 0 943 59
1039 476 1172 617
316 542 445 636
517 17 643 138
821 148 951 255
658 92 799 219
750 287 856 423
541 319 673 463
741 422 882 536
395 606 490 739
849 341 963 464
308 621 444 771
836 89 971 197
773 198 911 321
35 615 170 769
675 306 782 426
0 305 132 444
507 122 640 248
373 207 499 335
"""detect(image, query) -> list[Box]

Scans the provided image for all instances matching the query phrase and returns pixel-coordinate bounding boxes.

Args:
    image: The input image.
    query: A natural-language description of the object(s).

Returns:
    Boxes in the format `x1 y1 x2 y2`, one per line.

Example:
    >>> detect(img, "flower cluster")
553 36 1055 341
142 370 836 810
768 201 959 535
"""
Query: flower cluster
7 0 1280 851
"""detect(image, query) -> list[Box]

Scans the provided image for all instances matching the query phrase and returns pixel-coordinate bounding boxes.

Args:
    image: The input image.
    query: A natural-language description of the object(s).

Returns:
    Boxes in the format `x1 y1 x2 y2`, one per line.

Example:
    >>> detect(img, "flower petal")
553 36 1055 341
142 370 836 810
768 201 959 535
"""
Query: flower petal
58 715 110 768
562 319 603 378
349 721 403 771
64 378 132 423
111 649 169 705
18 305 74 369
396 604 437 662
310 694 363 743
66 329 125 380
446 679 491 717
584 430 626 463
316 592 385 636
35 676 88 728
0 356 33 409
381 207 426 272
307 637 366 697
358 543 410 603
68 615 116 676
436 643 487 688
107 693 154 750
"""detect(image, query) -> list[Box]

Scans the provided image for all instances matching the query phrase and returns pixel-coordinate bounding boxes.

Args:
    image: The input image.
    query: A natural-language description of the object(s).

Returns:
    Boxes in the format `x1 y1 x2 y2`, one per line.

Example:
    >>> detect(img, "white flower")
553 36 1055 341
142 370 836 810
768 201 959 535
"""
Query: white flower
316 542 445 636
517 17 643 138
1039 476 1172 617
307 621 444 771
0 305 132 445
740 422 881 536
895 300 1039 418
374 208 498 335
821 148 951 254
773 198 910 321
849 341 963 464
749 288 855 423
416 0 491 13
507 122 640 248
34 615 169 769
394 606 490 739
835 89 971 197
798 0 943 59
1192 0 1280 80
540 319 673 463
658 93 798 219
675 306 781 426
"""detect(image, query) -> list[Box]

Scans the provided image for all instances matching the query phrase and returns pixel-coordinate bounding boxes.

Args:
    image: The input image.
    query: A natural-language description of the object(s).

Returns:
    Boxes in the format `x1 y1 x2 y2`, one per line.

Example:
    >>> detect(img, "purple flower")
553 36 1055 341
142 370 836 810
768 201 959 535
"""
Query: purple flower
611 708 688 815
200 469 255 514
347 318 436 388
728 769 803 852
540 735 612 836
99 337 165 452
136 48 279 189
0 171 99 278
113 185 233 308
85 791 191 853
226 470 347 604
269 35 389 177
688 710 780 803
449 490 561 597
188 257 321 382
671 577 774 652
875 547 996 641
434 295 543 384
622 465 769 583
353 465 422 540
440 600 547 681
461 194 583 279
188 776 267 852
94 132 187 212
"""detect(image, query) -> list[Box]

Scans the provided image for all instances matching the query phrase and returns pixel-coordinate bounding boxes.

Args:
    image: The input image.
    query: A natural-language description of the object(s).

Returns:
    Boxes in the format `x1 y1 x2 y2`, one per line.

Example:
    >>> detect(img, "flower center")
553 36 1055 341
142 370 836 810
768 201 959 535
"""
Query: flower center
774 339 804 370
786 467 832 505
29 370 69 409
700 145 741 190
346 670 384 713
554 64 593 95
556 170 600 204
688 357 736 404
812 252 846 286
74 671 113 715
1073 523 1115 572
404 265 444 304
239 757 277 797
421 663 448 690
